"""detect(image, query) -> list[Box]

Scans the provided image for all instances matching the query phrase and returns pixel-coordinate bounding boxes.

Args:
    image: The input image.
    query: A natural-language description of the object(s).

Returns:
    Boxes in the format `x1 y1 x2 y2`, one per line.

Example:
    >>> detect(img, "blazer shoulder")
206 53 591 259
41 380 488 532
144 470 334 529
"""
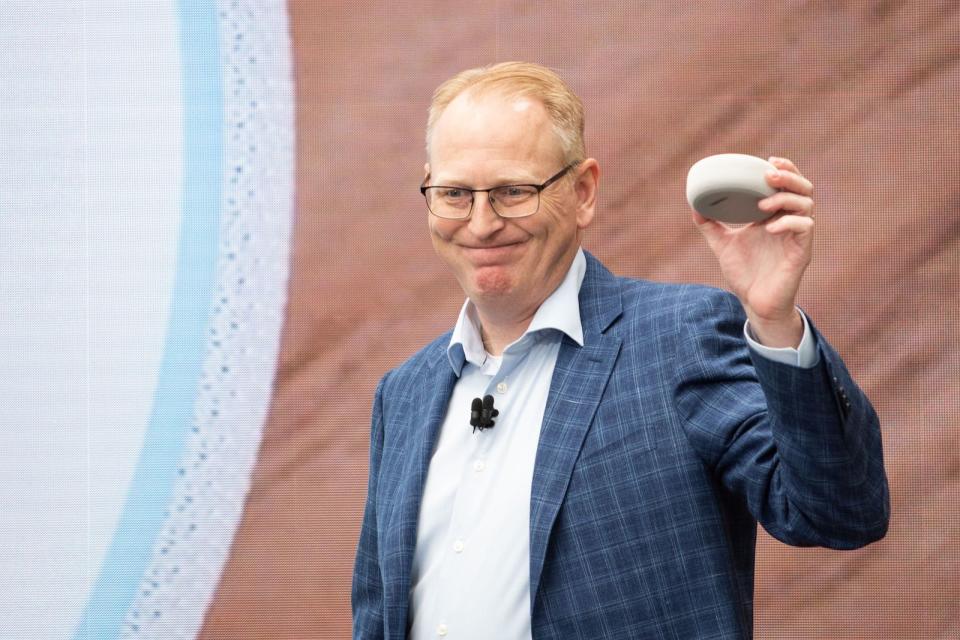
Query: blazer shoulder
378 330 452 399
615 276 743 328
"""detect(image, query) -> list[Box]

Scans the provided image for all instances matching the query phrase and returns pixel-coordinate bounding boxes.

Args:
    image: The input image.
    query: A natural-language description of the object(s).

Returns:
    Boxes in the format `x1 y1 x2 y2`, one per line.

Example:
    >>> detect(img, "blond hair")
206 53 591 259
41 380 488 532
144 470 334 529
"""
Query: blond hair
426 61 585 164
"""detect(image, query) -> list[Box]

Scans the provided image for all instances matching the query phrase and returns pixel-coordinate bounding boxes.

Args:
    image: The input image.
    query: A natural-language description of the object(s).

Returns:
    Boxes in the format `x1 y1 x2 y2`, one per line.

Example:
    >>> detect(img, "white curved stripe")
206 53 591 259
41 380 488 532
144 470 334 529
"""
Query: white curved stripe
0 2 183 638
120 2 296 638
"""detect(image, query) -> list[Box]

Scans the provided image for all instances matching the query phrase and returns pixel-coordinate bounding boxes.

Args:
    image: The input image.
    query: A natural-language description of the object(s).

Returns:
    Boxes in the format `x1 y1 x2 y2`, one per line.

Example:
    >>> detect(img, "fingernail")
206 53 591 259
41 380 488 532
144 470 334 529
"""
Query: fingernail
768 156 779 163
767 169 780 179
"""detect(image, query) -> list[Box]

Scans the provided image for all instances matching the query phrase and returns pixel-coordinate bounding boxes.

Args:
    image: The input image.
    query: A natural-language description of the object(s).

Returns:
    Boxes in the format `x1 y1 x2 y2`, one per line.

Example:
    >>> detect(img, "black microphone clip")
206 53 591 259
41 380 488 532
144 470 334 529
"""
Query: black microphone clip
470 394 499 432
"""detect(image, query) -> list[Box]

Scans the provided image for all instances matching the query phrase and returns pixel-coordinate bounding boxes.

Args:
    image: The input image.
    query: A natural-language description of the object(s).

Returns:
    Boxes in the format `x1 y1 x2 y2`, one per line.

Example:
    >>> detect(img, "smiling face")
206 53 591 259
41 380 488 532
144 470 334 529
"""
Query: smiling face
426 90 597 318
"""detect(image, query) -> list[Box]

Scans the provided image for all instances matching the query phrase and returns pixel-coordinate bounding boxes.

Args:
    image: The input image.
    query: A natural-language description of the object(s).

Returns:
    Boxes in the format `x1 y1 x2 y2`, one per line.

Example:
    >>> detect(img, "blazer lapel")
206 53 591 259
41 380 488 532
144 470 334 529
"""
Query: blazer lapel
386 342 458 638
528 252 623 604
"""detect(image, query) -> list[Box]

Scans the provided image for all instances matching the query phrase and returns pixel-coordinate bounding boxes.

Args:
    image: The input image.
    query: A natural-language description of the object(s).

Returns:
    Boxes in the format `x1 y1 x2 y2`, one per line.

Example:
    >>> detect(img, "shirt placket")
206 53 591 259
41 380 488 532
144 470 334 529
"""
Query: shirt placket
432 345 532 638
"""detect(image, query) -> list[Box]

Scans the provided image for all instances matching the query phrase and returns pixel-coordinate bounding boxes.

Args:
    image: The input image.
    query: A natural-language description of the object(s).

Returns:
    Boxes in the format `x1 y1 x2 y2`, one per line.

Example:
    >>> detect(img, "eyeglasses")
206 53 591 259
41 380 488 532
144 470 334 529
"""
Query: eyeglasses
420 162 579 219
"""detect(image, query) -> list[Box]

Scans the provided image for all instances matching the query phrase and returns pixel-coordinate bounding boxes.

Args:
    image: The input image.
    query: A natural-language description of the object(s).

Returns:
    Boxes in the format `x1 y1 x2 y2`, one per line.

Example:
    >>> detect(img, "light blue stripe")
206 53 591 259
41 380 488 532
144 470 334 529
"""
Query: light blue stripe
73 2 223 638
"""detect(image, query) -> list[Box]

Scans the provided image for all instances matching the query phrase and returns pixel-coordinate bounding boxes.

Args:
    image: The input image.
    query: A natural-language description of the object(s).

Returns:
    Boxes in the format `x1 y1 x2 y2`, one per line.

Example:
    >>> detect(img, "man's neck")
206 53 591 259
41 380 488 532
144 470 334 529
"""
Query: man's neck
475 305 539 356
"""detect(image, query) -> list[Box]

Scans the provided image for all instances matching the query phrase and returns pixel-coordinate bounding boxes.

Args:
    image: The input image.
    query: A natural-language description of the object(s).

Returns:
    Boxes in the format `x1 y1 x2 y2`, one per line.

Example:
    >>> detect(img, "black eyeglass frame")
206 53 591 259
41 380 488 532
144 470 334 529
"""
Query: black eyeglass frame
419 161 581 219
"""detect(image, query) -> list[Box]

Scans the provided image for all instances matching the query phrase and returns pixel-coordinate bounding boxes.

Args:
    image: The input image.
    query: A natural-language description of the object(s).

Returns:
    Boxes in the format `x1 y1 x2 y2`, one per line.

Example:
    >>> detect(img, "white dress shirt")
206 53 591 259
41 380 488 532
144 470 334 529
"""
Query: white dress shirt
408 249 815 639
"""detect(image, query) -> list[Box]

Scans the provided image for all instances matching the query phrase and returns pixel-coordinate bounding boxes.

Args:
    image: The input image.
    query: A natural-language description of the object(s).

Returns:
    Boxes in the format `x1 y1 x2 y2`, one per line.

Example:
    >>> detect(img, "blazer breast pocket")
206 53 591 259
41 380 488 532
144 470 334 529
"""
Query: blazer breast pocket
577 424 659 465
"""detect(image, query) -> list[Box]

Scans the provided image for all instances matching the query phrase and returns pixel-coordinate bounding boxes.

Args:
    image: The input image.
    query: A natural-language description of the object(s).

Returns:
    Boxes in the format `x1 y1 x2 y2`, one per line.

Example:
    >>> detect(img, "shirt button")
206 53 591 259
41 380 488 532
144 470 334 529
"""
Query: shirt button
496 381 507 394
453 539 465 553
473 460 486 472
437 623 448 636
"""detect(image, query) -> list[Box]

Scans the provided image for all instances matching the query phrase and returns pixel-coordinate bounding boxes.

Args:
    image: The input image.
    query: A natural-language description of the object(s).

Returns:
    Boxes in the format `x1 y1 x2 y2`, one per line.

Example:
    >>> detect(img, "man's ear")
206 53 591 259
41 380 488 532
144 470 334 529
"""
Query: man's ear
423 162 430 183
574 158 600 230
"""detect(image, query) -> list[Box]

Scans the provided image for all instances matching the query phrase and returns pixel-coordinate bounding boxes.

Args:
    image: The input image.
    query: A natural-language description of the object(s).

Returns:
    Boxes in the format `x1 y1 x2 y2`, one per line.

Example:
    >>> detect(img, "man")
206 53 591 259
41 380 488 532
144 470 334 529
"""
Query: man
353 62 889 639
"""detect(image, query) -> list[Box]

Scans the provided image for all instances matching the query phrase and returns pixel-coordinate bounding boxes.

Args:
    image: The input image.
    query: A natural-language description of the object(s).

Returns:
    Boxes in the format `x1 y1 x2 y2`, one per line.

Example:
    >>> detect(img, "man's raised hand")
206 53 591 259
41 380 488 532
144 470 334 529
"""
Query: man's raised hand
693 156 815 348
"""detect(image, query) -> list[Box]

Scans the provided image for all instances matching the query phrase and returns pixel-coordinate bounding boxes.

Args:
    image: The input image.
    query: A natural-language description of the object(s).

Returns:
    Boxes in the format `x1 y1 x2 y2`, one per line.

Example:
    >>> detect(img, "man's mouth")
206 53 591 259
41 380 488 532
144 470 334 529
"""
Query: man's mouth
460 241 526 263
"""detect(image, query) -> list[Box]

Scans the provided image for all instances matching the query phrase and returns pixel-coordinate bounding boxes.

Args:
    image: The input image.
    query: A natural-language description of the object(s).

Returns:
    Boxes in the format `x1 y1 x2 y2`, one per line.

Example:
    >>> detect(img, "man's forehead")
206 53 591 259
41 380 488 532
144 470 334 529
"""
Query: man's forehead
503 95 536 113
429 90 560 166
442 89 544 123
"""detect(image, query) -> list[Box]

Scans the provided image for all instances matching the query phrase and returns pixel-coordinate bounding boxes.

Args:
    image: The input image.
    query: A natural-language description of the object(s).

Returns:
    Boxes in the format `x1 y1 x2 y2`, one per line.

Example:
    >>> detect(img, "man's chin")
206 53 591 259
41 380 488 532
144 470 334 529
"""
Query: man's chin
469 266 515 298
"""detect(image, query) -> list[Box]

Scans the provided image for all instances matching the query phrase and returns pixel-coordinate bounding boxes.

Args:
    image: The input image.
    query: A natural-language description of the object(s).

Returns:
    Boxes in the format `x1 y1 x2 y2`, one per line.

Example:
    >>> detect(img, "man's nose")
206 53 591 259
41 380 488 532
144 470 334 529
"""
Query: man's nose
467 193 505 238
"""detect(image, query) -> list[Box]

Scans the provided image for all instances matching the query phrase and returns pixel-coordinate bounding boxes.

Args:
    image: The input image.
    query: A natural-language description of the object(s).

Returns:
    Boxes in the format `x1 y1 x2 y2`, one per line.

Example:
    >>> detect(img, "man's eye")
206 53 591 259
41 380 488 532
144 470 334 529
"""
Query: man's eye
496 186 536 200
441 189 467 199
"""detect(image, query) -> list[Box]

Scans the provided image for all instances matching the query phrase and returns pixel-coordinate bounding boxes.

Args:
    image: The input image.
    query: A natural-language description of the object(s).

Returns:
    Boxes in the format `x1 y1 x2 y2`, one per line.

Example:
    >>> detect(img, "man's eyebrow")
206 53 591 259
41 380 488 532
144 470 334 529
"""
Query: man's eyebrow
426 175 468 187
429 173 541 187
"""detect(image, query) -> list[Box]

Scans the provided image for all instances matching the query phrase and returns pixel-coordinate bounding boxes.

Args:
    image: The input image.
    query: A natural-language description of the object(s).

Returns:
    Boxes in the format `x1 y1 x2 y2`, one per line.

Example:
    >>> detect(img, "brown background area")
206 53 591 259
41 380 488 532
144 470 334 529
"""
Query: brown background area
201 1 960 638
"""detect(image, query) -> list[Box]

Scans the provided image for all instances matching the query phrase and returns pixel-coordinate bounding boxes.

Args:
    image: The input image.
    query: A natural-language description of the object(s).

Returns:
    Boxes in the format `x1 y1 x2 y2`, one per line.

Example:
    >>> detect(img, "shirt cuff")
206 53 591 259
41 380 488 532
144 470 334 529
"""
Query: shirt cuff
744 309 818 368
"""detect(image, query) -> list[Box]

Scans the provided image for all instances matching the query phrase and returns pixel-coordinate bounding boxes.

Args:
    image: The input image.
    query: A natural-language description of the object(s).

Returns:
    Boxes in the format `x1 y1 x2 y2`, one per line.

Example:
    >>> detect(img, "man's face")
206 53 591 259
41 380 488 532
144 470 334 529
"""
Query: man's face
426 91 595 313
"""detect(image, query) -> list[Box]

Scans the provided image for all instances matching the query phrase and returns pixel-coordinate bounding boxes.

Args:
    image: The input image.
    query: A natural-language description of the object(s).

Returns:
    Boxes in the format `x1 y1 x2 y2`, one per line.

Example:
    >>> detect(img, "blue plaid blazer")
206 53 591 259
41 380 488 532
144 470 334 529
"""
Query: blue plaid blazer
353 252 889 639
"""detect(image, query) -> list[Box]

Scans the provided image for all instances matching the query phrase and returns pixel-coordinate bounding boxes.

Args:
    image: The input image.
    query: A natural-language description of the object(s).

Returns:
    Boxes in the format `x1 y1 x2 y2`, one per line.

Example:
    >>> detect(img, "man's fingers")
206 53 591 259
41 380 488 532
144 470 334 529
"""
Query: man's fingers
765 213 815 235
692 209 727 232
768 156 802 175
691 210 728 247
692 209 713 226
765 166 813 196
758 192 814 216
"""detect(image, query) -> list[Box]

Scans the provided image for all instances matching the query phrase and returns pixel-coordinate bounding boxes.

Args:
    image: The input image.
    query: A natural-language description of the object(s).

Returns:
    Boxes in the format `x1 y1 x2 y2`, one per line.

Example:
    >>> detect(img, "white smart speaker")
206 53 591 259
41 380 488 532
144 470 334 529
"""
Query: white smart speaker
686 153 778 223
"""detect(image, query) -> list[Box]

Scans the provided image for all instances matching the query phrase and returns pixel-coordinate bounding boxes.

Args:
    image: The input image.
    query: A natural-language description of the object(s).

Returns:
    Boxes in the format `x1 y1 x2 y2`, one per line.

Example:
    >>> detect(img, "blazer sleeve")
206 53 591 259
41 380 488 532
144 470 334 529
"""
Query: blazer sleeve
352 375 387 638
672 288 890 549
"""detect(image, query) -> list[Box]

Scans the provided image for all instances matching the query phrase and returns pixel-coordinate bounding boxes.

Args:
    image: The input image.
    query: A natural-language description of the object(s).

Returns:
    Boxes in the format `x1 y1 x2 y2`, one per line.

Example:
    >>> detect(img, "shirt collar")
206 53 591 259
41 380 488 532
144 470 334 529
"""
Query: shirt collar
447 248 586 376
